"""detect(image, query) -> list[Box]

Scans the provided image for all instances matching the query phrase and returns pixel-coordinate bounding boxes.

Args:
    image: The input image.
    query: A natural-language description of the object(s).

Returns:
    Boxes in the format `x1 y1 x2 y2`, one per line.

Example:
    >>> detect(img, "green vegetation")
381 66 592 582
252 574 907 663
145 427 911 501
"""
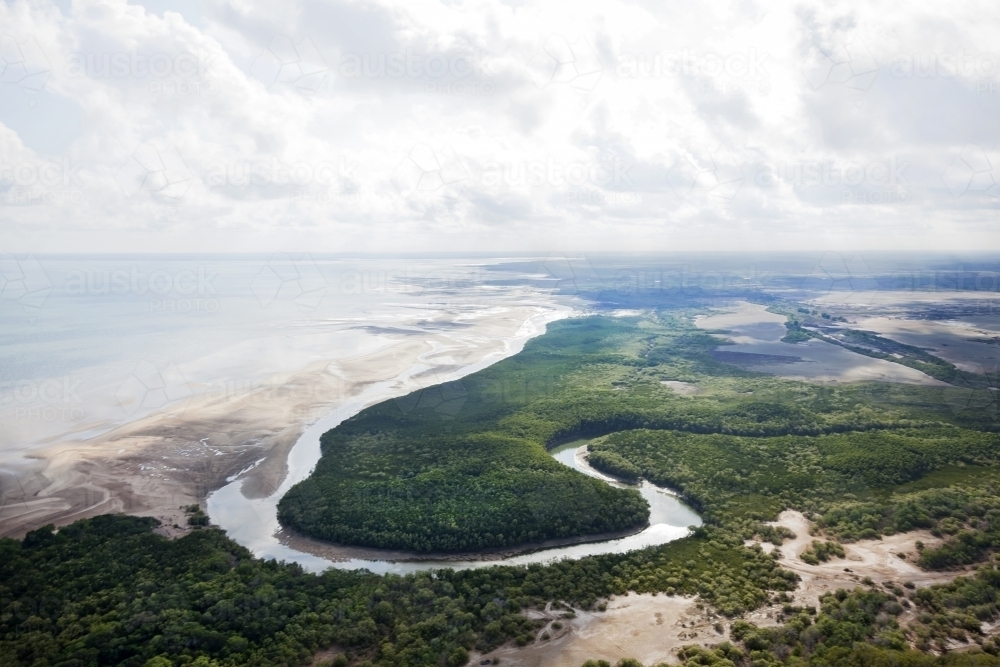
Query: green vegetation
723 576 1000 666
0 514 793 666
799 540 844 565
279 318 672 552
587 451 641 483
587 426 1000 525
780 321 812 344
282 314 992 552
184 504 209 527
814 471 1000 569
0 515 536 667
8 307 1000 666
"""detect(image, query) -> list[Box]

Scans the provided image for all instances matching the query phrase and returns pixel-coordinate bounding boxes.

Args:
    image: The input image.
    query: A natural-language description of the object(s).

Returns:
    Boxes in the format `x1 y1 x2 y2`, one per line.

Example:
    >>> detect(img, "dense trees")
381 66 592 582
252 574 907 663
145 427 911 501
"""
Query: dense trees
9 310 1000 665
587 427 1000 525
0 515 794 667
281 314 987 552
279 318 667 552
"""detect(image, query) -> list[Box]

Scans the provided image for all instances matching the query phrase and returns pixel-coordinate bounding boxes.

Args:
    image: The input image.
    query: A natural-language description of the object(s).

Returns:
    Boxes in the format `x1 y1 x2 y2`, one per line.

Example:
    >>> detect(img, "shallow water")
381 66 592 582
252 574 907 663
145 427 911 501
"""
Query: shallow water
0 255 560 463
695 301 947 385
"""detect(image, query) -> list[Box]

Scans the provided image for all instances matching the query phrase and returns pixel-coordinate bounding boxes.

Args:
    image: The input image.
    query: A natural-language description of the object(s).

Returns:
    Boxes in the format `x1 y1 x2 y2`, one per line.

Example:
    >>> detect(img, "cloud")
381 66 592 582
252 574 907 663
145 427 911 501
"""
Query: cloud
0 0 997 252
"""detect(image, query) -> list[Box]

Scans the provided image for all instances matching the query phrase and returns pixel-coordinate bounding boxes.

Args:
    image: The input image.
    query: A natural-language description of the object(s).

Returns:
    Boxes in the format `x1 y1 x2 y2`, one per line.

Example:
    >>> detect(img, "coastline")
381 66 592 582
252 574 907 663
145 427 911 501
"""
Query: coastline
205 303 580 572
0 301 571 541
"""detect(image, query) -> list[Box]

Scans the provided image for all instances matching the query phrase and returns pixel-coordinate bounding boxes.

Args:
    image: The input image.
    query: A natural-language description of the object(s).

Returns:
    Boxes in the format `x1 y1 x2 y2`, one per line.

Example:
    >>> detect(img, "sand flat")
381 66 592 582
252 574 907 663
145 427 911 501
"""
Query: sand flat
0 303 568 539
661 380 701 396
480 510 970 667
761 510 956 607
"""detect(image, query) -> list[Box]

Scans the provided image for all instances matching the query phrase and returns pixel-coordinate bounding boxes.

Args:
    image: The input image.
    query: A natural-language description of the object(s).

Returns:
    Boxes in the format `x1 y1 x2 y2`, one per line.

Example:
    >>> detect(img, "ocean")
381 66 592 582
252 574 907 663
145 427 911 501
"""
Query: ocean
0 253 565 464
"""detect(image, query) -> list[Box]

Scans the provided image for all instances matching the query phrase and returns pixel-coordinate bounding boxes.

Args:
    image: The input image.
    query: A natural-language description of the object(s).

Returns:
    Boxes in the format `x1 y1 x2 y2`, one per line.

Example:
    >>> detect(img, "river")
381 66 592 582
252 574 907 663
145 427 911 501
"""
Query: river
209 413 702 575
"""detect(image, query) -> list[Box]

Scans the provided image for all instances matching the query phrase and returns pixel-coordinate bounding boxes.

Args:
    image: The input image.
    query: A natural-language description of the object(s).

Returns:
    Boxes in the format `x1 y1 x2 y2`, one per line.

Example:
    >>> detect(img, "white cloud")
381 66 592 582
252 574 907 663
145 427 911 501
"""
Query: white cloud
0 0 998 252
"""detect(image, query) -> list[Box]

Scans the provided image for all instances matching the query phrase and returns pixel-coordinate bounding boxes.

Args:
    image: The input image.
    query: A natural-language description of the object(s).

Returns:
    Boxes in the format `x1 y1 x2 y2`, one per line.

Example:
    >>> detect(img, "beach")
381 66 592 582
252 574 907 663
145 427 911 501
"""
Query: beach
1 302 571 540
0 256 574 540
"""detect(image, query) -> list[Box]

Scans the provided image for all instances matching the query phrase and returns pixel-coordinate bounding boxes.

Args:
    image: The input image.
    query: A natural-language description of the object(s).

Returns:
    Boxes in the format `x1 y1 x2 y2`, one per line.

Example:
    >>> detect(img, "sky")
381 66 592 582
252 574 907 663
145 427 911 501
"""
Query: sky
0 0 998 253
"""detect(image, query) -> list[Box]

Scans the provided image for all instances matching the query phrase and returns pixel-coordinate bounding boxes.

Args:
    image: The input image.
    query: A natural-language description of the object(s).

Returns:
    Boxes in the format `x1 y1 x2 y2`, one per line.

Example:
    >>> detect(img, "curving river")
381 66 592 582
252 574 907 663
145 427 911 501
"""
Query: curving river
207 314 701 575
209 430 701 575
548 440 702 531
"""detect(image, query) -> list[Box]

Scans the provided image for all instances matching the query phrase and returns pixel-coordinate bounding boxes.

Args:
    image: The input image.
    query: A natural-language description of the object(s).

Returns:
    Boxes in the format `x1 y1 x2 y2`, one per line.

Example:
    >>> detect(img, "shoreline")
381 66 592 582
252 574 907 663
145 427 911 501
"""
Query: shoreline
0 301 571 541
205 303 583 571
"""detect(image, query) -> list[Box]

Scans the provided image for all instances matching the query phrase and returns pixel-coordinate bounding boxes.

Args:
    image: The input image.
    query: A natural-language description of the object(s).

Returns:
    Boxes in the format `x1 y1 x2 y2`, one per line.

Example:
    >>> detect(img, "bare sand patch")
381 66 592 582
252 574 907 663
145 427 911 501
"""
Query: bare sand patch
485 510 974 667
472 594 728 667
660 381 700 396
0 359 378 539
754 510 957 610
